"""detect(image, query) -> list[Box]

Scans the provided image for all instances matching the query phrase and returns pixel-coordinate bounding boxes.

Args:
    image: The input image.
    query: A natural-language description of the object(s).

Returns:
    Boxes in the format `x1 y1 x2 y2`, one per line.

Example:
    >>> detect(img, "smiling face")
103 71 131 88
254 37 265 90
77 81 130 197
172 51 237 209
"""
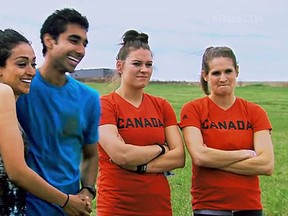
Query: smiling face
0 42 36 96
45 23 88 73
203 57 239 97
117 48 153 90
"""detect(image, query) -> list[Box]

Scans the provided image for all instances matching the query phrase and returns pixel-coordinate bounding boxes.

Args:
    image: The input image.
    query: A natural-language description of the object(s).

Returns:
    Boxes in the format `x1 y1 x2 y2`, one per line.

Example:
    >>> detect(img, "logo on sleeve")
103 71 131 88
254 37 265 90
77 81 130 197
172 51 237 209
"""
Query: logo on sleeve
182 114 188 120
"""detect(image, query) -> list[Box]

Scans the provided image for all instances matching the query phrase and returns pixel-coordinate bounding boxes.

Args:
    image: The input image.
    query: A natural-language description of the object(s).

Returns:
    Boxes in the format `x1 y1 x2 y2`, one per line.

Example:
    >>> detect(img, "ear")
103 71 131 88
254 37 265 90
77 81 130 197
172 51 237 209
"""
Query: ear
235 65 239 77
116 60 123 72
201 70 208 82
43 33 54 50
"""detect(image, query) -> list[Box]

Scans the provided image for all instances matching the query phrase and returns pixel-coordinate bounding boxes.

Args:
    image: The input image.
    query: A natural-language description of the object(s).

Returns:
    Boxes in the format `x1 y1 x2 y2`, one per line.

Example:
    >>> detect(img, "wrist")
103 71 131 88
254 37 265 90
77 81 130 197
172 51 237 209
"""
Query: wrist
156 144 166 157
80 186 96 199
60 194 69 208
136 164 147 174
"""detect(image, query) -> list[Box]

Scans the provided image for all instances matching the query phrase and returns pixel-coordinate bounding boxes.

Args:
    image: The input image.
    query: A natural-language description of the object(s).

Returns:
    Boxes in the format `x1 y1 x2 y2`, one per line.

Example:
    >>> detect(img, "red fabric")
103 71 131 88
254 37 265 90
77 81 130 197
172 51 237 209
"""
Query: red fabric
179 97 272 210
97 92 177 215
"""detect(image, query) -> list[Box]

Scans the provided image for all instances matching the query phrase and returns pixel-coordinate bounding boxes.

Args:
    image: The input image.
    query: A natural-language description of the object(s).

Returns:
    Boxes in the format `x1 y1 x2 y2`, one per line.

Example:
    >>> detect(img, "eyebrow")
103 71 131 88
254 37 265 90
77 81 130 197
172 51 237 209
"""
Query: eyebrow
14 56 36 61
69 34 88 45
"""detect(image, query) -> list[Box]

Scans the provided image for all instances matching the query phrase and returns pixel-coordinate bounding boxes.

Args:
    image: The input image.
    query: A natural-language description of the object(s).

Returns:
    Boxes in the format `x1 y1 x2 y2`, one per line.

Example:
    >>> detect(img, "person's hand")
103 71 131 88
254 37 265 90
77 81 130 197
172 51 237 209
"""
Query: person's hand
163 143 170 153
78 189 93 206
119 164 137 171
63 194 92 216
246 149 257 158
117 133 125 142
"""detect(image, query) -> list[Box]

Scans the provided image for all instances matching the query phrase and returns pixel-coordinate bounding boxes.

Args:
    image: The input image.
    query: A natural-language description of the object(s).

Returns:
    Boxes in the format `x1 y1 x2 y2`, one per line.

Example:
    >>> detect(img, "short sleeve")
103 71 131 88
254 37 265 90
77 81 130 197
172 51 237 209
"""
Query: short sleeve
100 95 118 126
251 104 272 132
179 100 202 129
84 90 101 144
162 99 177 127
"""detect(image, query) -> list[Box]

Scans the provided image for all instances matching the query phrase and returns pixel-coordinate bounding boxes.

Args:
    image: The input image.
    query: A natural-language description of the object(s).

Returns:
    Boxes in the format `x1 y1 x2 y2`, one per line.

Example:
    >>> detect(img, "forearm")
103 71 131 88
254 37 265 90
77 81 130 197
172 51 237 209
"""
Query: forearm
146 148 185 173
10 166 67 207
110 143 163 166
183 127 255 168
119 144 184 174
220 155 274 175
81 154 98 186
192 147 255 168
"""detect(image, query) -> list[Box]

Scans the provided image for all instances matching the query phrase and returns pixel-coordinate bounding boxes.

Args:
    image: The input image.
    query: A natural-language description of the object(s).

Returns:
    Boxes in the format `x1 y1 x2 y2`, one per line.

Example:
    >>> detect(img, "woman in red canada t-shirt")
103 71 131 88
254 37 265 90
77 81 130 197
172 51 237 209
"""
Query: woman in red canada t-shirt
96 29 185 216
179 46 274 216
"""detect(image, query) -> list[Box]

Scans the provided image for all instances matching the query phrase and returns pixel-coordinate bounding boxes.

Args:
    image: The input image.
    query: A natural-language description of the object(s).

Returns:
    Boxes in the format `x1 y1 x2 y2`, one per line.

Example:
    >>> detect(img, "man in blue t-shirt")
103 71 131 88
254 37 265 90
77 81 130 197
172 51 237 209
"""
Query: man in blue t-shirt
16 8 100 215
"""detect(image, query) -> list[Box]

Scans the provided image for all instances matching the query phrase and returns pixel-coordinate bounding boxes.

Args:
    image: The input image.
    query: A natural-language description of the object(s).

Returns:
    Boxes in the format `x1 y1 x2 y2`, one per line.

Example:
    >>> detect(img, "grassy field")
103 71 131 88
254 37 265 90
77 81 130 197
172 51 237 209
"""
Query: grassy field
87 82 288 216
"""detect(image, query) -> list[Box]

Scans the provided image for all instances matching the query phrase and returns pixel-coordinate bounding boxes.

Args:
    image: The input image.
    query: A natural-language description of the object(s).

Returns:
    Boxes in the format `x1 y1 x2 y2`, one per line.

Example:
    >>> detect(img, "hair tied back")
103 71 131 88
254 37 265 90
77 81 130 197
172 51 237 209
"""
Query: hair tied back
122 30 148 45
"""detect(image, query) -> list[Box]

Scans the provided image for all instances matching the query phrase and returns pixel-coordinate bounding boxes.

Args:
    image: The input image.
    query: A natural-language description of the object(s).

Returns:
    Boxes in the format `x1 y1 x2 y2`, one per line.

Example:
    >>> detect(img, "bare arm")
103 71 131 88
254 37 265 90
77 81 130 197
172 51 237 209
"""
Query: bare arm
99 124 164 166
145 125 185 173
182 126 256 168
219 130 274 175
0 85 90 216
79 143 98 200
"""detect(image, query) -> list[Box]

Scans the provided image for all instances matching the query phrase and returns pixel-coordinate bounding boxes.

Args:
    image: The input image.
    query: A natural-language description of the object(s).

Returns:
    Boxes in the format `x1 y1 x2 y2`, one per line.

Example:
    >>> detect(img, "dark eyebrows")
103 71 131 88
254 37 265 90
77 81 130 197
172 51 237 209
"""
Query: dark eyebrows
15 56 29 61
69 34 88 45
132 59 153 63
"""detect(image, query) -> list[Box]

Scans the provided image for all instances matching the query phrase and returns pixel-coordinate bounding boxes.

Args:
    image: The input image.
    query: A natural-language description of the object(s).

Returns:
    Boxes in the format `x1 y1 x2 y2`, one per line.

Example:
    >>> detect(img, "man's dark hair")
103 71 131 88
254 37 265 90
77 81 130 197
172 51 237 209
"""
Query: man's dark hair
40 8 89 56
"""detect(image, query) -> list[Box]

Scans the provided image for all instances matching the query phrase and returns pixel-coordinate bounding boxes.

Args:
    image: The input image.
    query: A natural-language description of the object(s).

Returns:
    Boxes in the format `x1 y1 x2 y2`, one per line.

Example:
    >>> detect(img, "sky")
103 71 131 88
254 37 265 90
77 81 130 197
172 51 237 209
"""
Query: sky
1 0 287 82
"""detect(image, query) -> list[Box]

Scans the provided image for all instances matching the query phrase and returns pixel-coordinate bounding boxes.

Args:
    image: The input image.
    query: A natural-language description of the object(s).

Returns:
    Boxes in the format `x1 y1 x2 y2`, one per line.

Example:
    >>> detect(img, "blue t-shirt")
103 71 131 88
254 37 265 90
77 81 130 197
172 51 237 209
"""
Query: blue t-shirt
16 70 101 215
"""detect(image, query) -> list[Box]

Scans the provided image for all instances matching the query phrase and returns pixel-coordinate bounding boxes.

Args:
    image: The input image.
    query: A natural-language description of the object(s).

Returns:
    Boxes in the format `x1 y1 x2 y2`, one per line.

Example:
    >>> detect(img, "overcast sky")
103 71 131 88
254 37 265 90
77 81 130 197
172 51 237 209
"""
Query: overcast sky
1 0 287 81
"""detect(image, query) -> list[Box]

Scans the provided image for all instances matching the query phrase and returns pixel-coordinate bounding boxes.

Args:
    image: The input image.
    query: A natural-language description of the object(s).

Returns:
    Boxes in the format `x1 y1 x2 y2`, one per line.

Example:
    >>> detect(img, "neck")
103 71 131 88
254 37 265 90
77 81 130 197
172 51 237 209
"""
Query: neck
115 86 144 108
15 94 19 101
209 93 236 110
38 64 67 86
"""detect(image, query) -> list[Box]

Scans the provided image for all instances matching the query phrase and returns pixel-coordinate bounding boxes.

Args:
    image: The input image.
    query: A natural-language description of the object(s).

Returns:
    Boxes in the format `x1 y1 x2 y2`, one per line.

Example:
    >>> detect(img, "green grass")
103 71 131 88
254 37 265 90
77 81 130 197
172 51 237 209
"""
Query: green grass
87 82 288 216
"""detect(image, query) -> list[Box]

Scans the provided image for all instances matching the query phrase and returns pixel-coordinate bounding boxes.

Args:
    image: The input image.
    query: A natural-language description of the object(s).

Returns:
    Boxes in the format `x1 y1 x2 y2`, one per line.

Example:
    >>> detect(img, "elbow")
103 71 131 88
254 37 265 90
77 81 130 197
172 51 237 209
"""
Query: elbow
172 149 185 168
180 158 185 168
110 154 132 166
191 154 206 167
177 156 185 168
262 162 274 176
7 168 26 187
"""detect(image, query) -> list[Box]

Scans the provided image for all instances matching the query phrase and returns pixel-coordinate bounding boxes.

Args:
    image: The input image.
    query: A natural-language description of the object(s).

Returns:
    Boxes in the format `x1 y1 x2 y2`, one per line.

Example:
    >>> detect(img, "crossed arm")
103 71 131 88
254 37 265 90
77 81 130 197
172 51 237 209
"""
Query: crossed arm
182 126 274 176
99 124 185 173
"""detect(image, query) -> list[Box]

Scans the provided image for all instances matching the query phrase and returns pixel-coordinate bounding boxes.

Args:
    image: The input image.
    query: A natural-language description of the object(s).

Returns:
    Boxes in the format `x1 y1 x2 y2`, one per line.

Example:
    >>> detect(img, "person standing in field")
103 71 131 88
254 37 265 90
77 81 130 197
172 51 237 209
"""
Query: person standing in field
97 29 185 216
0 28 91 215
16 8 101 215
179 46 274 216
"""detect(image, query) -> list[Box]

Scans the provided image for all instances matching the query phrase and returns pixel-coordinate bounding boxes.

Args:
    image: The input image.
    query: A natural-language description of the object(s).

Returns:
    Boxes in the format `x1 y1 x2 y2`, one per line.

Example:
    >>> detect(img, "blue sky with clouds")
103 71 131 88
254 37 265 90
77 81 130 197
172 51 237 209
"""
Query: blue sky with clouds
1 0 287 81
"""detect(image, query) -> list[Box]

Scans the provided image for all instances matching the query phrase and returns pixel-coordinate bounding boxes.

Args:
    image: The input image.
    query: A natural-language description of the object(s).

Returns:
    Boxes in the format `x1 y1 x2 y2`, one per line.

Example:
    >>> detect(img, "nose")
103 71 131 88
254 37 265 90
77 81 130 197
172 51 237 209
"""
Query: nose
219 72 227 82
26 65 36 76
75 43 86 56
139 65 149 72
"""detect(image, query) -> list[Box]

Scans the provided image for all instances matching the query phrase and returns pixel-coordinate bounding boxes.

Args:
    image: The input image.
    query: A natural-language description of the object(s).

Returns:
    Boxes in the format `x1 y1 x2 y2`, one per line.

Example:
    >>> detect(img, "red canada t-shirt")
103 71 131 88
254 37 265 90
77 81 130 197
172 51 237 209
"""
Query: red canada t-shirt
179 97 272 211
97 92 177 216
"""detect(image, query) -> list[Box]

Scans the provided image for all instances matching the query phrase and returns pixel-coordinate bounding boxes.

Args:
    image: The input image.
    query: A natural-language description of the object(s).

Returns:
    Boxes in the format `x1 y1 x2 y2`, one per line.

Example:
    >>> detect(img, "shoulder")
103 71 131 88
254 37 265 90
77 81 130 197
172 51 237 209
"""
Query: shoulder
236 97 269 118
0 83 14 98
237 97 262 110
182 97 207 109
68 77 100 98
100 92 117 107
144 93 167 104
0 84 15 109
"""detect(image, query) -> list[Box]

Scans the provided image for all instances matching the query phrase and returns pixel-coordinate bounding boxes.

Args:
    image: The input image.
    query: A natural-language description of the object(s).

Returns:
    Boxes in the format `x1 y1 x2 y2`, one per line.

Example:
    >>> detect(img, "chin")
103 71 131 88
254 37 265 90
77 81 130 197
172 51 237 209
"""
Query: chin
21 89 31 95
